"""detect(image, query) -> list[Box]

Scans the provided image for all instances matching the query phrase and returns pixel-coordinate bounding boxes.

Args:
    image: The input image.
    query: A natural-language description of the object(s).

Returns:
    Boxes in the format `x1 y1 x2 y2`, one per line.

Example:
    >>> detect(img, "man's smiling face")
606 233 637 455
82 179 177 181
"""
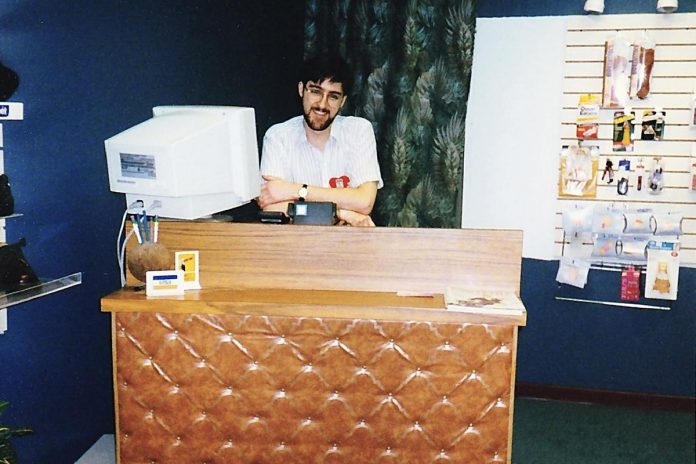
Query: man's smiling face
299 79 346 132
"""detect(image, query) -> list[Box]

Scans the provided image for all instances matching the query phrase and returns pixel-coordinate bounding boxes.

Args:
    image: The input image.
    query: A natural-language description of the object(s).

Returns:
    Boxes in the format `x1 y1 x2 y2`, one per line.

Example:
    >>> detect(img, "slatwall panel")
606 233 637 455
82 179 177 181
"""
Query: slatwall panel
556 13 696 265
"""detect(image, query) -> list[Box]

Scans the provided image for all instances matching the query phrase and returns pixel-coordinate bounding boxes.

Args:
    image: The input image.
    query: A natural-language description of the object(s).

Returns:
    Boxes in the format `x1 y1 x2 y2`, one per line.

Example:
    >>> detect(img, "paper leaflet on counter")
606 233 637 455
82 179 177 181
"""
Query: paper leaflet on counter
444 287 525 316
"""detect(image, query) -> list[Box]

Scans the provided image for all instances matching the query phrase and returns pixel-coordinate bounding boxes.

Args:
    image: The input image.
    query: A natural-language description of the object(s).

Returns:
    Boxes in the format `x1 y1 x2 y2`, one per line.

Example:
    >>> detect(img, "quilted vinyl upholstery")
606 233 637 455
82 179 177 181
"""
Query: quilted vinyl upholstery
115 312 515 463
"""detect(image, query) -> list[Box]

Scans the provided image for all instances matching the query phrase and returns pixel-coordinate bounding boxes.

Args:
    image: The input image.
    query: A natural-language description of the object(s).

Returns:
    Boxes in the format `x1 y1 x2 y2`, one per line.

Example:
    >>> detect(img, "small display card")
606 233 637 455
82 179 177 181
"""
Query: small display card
175 250 201 290
146 270 185 297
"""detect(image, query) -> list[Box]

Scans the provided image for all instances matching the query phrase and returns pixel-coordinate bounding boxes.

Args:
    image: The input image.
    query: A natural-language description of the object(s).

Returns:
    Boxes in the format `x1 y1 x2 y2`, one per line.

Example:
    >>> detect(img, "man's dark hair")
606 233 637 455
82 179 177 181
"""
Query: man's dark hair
299 54 353 96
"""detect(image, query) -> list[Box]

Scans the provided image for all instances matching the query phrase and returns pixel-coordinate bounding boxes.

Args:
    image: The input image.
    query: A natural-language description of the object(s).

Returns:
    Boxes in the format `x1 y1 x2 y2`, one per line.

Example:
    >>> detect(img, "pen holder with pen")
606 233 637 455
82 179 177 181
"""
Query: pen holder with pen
127 242 172 283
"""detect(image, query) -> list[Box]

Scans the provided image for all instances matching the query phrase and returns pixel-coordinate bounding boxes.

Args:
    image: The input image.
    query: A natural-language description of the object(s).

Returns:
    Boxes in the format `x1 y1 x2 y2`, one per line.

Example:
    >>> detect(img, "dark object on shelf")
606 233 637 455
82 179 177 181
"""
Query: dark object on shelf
0 238 39 290
213 200 261 222
258 210 290 224
0 61 19 100
0 173 15 216
287 201 337 225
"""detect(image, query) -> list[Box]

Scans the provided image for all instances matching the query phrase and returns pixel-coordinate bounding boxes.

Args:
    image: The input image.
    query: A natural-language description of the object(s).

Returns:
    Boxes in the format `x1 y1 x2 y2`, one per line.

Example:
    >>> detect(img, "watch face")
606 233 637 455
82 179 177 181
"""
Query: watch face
299 185 308 198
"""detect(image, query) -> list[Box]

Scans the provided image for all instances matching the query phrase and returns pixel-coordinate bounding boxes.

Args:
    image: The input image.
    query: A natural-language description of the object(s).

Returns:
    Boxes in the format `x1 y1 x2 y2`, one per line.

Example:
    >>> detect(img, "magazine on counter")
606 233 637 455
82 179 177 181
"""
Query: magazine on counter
444 287 525 316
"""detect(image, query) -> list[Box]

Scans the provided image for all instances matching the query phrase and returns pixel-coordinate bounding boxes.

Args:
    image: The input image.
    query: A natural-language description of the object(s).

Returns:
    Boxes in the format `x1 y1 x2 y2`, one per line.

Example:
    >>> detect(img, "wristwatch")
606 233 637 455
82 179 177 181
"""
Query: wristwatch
298 184 308 202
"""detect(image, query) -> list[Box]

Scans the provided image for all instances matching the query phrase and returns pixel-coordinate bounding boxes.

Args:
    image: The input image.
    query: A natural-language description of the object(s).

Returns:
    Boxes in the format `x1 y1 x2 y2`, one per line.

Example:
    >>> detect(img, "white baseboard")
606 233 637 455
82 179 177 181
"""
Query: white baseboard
75 434 115 464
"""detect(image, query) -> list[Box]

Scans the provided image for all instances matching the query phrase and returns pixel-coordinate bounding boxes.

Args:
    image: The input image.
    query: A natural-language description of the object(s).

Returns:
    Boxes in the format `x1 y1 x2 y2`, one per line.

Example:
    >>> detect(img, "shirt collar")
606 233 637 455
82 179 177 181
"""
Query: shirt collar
296 115 343 146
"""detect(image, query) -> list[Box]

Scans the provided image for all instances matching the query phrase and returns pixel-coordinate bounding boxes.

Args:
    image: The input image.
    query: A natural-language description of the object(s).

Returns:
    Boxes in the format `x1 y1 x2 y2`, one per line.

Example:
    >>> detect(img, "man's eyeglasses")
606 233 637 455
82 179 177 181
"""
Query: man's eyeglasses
304 84 344 107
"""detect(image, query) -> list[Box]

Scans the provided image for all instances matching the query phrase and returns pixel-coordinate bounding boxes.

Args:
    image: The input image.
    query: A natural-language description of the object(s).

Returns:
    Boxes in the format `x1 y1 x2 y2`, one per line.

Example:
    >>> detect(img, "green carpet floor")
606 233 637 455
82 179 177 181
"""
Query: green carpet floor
512 398 695 464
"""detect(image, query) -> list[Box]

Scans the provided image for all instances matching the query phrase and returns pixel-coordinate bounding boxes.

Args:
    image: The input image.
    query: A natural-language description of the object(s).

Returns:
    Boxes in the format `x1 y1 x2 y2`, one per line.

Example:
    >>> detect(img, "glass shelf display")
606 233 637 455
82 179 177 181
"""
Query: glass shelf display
0 213 23 220
0 272 82 309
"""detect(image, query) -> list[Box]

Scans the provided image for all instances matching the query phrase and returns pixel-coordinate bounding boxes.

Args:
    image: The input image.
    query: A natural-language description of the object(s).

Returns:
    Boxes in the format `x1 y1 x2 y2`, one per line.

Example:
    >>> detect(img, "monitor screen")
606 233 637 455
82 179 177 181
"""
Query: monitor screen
105 105 260 219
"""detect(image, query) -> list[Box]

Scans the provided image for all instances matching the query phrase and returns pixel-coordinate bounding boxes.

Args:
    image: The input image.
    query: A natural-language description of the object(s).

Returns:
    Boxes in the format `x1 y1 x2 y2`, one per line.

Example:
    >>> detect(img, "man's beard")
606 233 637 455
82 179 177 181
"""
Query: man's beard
303 107 336 132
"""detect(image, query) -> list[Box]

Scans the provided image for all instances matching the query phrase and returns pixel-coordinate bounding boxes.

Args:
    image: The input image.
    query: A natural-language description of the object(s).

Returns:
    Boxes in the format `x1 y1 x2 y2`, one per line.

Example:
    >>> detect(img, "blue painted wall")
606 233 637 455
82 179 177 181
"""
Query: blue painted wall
0 1 303 462
478 1 696 398
0 0 693 461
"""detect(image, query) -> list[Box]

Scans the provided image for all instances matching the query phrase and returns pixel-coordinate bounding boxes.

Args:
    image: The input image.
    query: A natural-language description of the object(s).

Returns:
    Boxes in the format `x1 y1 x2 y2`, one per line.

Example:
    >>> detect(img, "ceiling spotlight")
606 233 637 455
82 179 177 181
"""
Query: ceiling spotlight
657 0 678 13
584 0 605 14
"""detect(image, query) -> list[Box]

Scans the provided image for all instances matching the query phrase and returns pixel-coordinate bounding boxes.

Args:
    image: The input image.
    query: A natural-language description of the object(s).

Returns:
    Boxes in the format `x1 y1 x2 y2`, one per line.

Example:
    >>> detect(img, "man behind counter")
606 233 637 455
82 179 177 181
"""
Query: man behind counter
256 54 383 227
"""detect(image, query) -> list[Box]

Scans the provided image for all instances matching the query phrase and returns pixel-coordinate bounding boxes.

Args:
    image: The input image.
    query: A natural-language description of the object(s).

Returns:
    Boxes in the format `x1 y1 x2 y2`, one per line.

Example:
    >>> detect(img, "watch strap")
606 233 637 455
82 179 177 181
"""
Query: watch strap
298 183 308 202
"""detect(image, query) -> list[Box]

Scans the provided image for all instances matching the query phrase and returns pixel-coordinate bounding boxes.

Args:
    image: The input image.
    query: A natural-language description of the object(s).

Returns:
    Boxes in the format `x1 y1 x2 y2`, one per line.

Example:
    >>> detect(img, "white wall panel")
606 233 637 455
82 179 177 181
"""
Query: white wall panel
463 13 696 265
462 16 567 259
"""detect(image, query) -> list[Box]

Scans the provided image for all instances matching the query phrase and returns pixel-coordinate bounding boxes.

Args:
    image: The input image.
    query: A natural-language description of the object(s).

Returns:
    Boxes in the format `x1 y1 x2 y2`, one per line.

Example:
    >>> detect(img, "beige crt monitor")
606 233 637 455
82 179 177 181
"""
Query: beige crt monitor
105 106 260 219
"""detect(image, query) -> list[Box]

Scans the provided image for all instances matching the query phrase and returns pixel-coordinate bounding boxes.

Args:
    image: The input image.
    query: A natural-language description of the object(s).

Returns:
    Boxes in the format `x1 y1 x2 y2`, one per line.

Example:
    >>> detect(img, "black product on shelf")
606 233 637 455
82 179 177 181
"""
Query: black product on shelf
0 60 19 100
0 238 39 290
0 173 14 216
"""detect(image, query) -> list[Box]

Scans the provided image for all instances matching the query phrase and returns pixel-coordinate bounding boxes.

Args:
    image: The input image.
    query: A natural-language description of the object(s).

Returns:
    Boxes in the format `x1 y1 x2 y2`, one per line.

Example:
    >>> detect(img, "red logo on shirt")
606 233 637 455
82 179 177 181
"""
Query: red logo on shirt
329 176 350 188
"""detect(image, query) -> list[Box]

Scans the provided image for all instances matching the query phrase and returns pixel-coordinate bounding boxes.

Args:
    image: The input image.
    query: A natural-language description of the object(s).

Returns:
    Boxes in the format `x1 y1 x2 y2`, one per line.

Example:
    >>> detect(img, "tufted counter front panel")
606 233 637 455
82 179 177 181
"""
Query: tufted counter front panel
105 222 526 463
114 311 516 464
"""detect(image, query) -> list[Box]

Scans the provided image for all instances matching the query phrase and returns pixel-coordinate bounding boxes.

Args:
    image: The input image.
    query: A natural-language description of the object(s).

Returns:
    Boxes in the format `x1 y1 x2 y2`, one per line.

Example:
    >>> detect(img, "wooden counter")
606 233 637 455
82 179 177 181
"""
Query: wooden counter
103 286 526 326
102 222 526 463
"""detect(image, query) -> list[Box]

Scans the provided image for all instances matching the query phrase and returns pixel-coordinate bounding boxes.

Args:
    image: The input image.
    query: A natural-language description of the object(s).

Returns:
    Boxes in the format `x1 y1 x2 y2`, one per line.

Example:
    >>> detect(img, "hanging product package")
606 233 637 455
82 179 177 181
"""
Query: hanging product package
635 158 647 192
616 159 630 195
562 205 593 235
556 257 591 288
0 238 40 290
558 145 598 198
630 31 656 100
601 158 614 184
648 158 664 194
576 94 600 139
592 234 621 258
623 210 653 234
618 236 650 261
602 35 631 108
645 241 679 300
620 266 641 302
651 213 683 236
0 173 15 217
640 109 666 141
613 110 635 152
591 206 625 235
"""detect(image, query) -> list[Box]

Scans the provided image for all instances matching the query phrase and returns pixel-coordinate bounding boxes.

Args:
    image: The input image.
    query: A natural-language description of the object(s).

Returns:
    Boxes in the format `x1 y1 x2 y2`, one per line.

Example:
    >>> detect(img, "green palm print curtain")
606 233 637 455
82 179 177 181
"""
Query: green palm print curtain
304 0 475 228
